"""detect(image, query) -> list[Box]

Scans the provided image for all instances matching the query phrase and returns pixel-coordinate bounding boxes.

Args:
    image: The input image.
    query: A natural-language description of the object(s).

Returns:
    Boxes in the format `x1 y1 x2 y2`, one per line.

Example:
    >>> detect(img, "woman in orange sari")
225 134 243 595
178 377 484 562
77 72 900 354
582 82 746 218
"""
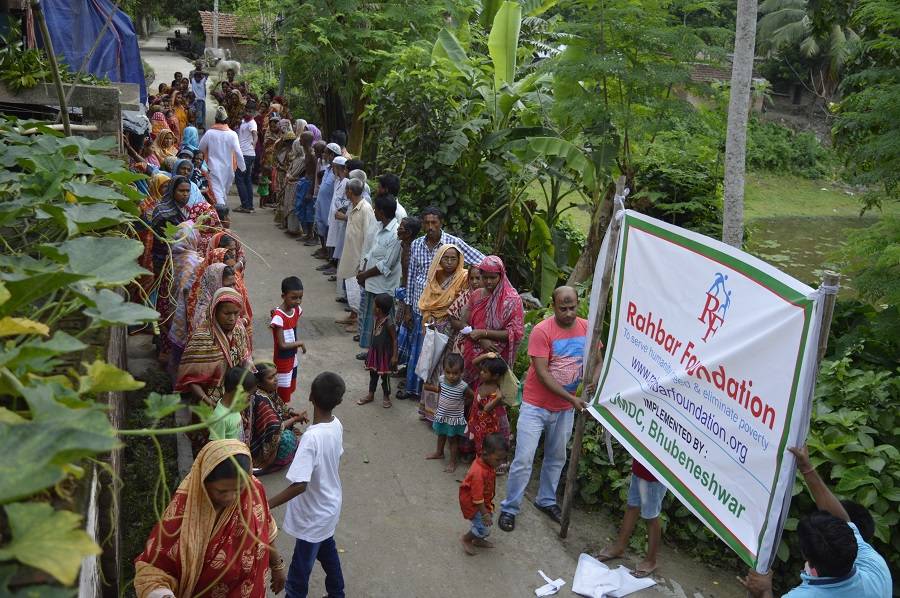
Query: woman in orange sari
151 129 179 164
134 440 286 598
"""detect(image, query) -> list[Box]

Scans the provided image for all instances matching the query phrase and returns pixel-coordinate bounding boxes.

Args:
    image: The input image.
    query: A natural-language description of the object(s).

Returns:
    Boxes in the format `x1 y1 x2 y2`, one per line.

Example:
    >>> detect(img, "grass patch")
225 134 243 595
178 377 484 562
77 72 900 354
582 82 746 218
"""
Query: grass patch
119 368 179 597
743 173 898 219
529 172 897 236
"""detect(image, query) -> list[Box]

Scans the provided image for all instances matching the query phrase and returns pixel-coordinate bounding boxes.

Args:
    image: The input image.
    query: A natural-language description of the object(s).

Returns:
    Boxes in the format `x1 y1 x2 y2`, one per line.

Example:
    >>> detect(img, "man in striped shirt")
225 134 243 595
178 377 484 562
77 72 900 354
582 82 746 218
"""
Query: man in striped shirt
397 206 484 400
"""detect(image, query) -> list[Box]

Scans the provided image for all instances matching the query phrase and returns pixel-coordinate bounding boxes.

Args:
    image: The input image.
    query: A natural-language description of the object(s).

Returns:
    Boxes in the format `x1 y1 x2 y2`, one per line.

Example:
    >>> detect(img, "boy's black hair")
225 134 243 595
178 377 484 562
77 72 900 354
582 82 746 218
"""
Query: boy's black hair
482 432 508 455
310 371 346 411
797 511 857 577
218 234 235 248
222 265 235 279
224 366 249 393
215 205 230 221
204 453 251 483
444 352 465 371
479 357 508 377
374 293 393 314
840 500 875 542
281 276 303 293
254 362 274 384
346 158 364 172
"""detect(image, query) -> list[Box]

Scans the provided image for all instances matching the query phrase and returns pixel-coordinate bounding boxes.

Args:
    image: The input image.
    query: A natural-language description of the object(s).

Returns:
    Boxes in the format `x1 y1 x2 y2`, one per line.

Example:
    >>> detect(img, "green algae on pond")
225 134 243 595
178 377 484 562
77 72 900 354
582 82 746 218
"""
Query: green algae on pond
745 216 879 294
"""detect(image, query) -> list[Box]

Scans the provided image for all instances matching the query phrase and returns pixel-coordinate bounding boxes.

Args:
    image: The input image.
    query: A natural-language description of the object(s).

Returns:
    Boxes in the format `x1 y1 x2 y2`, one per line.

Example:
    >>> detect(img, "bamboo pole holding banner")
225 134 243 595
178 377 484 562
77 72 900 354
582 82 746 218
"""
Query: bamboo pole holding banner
559 176 627 538
757 270 840 571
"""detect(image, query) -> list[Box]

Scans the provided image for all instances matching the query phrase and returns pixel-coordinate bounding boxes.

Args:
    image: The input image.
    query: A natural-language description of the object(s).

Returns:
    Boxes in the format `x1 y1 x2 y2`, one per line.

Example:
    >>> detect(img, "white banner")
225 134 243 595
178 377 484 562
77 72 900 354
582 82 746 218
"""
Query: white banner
588 211 821 567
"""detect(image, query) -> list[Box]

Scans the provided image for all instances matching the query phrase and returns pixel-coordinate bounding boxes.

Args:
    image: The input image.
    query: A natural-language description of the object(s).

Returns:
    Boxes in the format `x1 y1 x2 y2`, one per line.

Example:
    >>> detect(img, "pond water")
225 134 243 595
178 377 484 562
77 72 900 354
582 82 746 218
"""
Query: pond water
745 216 878 295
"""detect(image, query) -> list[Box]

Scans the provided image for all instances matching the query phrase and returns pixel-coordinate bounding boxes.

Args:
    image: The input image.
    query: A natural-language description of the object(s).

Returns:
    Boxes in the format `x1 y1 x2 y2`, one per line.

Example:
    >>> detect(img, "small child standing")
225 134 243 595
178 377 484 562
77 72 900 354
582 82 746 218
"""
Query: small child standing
596 458 667 578
459 432 508 555
271 276 307 403
467 354 508 456
209 366 257 441
425 353 473 473
268 372 346 598
357 293 397 409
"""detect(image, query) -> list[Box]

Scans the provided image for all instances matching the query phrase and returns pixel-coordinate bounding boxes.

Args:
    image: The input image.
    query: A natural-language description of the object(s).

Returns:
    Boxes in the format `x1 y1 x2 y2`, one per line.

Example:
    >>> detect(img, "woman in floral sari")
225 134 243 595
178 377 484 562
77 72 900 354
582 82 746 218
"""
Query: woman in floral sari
166 222 205 373
176 287 253 454
134 440 286 598
459 255 524 448
150 109 168 137
416 245 469 421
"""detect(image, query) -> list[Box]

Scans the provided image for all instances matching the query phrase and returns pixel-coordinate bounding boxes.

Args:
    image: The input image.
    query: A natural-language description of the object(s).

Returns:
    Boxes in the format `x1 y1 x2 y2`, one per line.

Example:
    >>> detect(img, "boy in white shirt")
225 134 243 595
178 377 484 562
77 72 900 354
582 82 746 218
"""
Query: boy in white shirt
269 372 346 598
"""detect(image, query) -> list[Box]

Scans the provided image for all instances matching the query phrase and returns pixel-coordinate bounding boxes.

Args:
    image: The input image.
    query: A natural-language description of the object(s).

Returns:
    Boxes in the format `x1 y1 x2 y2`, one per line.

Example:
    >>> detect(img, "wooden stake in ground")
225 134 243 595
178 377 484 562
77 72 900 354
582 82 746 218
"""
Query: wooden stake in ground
31 0 70 137
559 176 626 539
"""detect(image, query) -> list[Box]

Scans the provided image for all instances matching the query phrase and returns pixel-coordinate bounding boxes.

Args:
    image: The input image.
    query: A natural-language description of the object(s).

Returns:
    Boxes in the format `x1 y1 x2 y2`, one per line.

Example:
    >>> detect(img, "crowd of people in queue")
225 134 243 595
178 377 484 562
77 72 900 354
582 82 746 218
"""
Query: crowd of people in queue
123 67 892 598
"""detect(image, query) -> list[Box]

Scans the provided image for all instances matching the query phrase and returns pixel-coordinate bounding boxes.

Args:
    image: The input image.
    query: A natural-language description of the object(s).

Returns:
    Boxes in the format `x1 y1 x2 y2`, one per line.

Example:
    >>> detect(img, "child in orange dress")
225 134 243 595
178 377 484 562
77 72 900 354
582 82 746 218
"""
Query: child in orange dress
459 432 508 555
467 354 508 456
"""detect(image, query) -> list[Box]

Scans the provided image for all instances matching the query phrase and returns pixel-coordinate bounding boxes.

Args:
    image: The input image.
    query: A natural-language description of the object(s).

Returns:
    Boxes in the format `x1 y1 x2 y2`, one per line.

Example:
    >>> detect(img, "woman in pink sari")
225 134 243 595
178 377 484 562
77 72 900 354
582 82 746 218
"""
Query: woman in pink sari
459 256 524 452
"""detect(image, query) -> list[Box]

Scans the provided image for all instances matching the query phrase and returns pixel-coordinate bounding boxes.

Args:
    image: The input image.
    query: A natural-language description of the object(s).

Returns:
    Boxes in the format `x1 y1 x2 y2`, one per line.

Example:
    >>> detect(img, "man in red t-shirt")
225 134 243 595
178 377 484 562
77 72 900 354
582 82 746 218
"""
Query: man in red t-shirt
498 286 601 533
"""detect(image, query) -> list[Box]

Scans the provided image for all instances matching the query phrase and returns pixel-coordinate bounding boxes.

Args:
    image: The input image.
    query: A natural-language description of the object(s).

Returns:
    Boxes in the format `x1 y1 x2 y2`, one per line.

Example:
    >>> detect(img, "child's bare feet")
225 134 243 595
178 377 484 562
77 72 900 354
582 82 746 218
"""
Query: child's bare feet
472 538 494 548
425 451 444 460
460 535 477 555
444 461 458 473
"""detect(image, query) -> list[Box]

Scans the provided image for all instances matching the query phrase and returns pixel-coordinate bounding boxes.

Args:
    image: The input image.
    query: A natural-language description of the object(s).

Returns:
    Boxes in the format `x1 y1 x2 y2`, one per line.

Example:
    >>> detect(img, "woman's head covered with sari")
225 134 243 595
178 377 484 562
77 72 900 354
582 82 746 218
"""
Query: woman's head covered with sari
134 439 275 598
418 243 468 321
176 287 249 393
147 172 171 202
189 261 231 334
181 125 200 152
468 255 525 361
151 129 178 162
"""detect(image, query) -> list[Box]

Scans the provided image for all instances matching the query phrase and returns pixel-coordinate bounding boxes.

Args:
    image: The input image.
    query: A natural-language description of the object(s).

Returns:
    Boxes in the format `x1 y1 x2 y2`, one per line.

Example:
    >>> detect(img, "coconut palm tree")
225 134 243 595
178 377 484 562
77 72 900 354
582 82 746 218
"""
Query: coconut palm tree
757 0 859 99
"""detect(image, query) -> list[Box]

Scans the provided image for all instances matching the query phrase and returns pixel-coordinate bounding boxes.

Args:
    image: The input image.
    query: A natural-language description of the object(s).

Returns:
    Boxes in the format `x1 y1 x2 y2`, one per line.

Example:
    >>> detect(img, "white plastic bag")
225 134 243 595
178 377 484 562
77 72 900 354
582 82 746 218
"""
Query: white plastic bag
414 326 449 381
571 553 656 598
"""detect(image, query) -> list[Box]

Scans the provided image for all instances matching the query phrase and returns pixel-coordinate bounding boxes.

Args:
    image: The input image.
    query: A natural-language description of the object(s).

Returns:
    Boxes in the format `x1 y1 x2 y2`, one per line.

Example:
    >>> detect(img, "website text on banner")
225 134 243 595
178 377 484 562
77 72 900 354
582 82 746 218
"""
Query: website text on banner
587 211 821 568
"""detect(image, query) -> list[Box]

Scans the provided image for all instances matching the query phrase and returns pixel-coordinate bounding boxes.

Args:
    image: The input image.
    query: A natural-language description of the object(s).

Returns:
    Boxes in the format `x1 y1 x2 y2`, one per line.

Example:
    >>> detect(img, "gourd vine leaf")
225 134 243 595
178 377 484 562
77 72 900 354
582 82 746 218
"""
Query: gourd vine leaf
77 360 144 394
80 289 159 327
0 502 101 585
0 317 49 338
145 392 183 422
42 236 148 286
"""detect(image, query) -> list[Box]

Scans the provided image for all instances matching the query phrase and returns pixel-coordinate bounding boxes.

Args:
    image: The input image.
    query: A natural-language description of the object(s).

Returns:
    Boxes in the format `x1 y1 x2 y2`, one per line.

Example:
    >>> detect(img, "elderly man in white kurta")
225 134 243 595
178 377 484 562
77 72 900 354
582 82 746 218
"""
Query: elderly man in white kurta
335 177 375 329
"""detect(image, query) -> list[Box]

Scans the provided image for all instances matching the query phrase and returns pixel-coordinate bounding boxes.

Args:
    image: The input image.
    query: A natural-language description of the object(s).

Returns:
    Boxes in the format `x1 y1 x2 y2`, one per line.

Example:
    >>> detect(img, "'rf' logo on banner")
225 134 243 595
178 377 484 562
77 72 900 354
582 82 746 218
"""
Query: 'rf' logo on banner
698 272 732 342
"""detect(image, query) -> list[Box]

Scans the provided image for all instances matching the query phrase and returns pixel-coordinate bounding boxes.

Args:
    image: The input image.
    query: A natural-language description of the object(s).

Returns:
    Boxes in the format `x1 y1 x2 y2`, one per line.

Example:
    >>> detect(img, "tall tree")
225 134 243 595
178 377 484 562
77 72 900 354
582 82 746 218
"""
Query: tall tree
721 0 758 248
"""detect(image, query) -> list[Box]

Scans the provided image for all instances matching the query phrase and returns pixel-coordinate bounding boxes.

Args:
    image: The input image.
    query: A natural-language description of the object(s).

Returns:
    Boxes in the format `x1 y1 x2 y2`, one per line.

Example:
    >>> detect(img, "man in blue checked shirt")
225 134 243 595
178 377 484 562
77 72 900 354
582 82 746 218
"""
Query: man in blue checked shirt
396 206 484 401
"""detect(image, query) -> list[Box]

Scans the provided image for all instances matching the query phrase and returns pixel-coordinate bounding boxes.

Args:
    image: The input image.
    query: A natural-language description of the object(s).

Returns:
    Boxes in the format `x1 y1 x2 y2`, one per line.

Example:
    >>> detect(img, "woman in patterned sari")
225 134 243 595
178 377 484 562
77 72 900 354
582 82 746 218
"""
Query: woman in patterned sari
245 364 306 473
134 439 286 597
176 287 253 454
136 173 171 294
165 222 205 373
415 245 469 421
150 129 179 164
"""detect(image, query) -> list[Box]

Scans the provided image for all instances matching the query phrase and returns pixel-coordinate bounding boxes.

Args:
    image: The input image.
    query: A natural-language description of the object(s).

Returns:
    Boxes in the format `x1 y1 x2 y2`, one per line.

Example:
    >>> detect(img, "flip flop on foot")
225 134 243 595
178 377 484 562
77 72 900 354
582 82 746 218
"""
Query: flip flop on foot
443 462 458 473
472 538 494 548
382 398 392 408
633 562 658 578
356 397 375 406
595 547 624 562
460 536 477 556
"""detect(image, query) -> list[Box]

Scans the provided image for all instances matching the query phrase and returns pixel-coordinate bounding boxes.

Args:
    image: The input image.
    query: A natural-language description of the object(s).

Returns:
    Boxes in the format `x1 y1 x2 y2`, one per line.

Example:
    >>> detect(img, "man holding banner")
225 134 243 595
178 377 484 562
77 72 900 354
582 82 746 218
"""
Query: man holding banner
498 287 600 532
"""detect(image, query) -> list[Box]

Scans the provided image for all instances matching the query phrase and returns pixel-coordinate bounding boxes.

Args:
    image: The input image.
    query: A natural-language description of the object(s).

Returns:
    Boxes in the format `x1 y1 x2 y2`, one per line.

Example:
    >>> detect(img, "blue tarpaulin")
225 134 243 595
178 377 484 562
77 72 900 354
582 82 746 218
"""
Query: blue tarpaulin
40 0 147 103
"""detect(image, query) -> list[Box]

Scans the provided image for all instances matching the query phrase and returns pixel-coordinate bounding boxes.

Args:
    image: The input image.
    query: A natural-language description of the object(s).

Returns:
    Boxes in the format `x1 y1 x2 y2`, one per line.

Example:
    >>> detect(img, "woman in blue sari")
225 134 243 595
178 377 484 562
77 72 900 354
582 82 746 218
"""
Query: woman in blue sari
181 125 201 153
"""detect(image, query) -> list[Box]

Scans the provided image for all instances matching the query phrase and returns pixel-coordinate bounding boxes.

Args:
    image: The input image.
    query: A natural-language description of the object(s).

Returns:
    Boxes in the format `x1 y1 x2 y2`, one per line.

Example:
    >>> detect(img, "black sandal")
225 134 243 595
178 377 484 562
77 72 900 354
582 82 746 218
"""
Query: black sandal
498 512 516 532
535 503 562 523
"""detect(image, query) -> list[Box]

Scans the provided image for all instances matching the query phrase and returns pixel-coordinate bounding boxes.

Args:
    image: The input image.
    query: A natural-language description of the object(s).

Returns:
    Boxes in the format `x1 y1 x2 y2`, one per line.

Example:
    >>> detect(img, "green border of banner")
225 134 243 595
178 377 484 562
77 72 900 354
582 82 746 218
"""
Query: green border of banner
592 213 815 567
